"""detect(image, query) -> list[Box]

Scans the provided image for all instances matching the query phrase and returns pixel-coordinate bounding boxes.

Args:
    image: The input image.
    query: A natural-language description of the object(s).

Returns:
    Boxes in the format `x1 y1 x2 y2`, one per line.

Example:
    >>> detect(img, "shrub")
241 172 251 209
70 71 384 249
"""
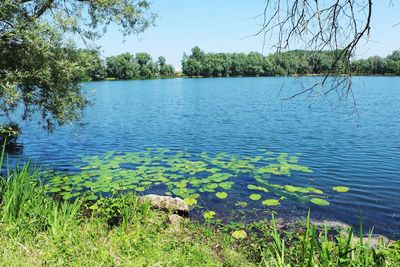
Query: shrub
0 122 21 145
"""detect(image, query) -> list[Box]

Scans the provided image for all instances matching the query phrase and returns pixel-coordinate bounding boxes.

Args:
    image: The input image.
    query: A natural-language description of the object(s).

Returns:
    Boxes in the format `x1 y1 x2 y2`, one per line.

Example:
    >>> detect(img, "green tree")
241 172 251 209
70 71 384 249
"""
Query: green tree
81 50 107 81
135 52 155 79
0 0 155 143
158 57 175 77
106 53 140 80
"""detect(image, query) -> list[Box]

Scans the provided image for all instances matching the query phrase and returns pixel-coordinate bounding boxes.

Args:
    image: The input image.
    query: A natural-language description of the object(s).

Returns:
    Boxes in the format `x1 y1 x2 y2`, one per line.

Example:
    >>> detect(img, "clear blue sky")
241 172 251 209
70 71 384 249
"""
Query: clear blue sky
94 0 400 69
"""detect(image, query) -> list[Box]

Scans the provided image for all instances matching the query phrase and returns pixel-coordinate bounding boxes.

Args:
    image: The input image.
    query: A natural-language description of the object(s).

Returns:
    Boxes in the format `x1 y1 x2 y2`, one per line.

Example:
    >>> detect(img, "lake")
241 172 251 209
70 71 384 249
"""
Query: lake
9 77 400 239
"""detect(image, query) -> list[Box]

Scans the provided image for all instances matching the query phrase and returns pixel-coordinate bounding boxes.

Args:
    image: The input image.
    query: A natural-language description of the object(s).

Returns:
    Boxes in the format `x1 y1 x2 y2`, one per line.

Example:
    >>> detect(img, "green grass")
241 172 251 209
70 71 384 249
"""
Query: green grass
0 147 399 266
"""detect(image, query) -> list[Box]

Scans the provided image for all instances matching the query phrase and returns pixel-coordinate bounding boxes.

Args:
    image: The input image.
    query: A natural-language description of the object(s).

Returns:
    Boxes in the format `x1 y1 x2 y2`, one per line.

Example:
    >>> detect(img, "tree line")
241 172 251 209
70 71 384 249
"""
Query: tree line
84 47 400 82
84 51 175 81
181 47 400 77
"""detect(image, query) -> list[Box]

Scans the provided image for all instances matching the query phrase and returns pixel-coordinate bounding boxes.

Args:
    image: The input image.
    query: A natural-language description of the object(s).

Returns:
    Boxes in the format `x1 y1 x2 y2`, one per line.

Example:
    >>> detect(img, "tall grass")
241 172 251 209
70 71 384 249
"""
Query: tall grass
261 211 398 266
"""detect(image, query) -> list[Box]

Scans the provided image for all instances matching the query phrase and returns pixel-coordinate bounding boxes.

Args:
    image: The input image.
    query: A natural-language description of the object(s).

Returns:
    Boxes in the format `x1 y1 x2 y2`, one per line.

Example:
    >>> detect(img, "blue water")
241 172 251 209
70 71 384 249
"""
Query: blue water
9 77 400 238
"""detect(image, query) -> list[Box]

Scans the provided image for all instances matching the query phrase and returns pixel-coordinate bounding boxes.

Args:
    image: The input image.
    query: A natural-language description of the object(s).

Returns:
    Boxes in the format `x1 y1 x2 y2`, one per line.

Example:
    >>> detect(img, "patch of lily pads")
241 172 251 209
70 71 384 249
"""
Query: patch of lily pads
45 148 350 218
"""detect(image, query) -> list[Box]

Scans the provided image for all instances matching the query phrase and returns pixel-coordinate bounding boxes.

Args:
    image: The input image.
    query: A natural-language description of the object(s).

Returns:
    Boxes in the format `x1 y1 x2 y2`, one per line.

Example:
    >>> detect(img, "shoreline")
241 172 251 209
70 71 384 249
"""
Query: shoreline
89 74 400 82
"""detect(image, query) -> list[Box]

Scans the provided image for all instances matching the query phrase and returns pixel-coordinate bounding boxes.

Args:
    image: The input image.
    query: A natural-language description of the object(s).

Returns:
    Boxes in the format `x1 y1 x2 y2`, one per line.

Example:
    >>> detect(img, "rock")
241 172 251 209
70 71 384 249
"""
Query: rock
169 214 185 228
353 234 394 249
139 194 189 216
168 214 188 232
311 220 351 230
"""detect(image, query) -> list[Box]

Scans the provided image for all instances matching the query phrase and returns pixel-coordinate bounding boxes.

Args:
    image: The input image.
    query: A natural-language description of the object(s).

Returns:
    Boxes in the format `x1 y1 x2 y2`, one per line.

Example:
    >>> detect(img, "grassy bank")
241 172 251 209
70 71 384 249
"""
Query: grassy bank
0 156 399 265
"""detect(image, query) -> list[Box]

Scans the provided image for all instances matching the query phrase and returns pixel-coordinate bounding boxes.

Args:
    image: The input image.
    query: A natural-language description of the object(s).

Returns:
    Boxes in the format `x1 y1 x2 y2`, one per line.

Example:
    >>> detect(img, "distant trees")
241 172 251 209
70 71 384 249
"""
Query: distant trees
106 53 139 80
87 53 175 80
84 47 400 81
83 47 400 81
158 57 175 77
182 47 400 77
352 50 400 76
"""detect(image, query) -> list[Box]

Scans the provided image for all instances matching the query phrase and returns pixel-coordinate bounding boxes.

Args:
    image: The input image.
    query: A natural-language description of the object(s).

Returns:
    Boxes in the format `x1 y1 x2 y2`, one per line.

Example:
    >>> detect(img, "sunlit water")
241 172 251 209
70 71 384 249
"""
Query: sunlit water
8 77 400 238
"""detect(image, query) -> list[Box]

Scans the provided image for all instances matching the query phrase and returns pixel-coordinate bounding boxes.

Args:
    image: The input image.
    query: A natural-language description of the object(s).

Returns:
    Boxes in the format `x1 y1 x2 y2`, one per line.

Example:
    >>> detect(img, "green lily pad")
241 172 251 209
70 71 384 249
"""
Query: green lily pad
216 192 228 199
48 187 61 193
284 185 298 193
306 187 324 194
135 187 145 192
203 211 216 220
231 230 247 239
184 197 198 206
332 186 349 193
207 183 219 189
247 184 258 190
262 199 280 206
219 181 234 190
249 194 261 201
85 194 98 201
310 198 330 206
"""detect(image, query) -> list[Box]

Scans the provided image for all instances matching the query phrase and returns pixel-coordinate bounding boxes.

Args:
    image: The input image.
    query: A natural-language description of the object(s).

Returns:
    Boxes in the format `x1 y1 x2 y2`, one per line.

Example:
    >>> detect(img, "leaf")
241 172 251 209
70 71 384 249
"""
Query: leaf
89 203 98 210
203 211 216 220
135 187 145 192
284 185 298 193
62 194 73 200
216 192 228 199
231 230 247 239
306 187 324 194
262 199 280 206
332 186 349 193
183 197 197 206
86 194 98 201
206 183 219 189
310 198 330 206
249 194 261 201
48 187 61 193
219 181 234 190
247 184 258 190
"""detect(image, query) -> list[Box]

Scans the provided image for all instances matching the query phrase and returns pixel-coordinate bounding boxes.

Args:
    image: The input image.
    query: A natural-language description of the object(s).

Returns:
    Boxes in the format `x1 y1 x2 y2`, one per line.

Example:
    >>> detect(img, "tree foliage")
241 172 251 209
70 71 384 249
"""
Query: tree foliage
0 0 156 141
182 47 400 78
105 53 175 80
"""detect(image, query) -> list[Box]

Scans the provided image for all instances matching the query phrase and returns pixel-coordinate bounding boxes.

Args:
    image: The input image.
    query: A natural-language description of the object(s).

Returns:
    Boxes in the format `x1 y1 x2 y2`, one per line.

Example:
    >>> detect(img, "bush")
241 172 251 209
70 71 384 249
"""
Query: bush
0 122 21 145
87 193 151 227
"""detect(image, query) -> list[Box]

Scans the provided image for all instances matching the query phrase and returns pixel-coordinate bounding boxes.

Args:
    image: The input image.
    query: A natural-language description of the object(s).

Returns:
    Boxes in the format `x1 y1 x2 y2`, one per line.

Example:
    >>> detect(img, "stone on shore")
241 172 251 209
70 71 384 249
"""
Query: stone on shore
353 234 394 249
139 194 189 216
168 214 187 231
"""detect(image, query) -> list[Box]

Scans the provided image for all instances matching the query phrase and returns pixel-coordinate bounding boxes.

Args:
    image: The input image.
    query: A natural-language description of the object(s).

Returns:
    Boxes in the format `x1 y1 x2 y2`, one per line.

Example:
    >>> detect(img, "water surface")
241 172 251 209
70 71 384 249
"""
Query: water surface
10 77 400 238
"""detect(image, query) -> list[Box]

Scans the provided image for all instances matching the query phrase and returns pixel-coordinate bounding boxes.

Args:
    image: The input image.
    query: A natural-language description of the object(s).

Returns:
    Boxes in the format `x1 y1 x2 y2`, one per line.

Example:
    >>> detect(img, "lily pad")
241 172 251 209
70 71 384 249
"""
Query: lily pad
46 148 324 211
207 183 219 189
231 230 247 239
332 186 349 193
306 187 324 194
216 192 228 199
262 199 280 206
247 184 258 190
135 187 145 192
85 194 98 201
219 181 234 190
249 194 261 201
203 211 216 220
310 198 330 206
284 185 298 193
184 197 198 206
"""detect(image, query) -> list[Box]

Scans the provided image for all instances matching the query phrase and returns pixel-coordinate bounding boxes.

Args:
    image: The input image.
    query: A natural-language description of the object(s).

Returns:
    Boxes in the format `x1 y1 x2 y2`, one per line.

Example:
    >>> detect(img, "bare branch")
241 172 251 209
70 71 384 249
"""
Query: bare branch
257 0 376 106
